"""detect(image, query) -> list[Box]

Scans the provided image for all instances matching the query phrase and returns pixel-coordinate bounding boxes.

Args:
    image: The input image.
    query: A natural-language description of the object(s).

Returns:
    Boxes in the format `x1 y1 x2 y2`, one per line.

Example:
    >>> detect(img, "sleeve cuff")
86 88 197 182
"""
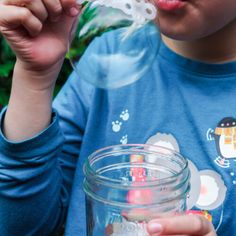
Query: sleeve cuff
0 107 64 158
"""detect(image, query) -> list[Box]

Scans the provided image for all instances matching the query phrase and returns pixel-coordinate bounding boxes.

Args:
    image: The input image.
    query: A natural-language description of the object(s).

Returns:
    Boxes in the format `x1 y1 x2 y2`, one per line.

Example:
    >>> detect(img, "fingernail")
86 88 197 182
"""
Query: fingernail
70 7 79 16
148 222 163 235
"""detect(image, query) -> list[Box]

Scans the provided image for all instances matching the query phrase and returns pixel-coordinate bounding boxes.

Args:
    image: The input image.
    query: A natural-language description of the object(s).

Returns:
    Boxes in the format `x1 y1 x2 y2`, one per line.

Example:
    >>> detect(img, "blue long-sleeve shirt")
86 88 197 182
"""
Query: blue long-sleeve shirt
1 24 236 235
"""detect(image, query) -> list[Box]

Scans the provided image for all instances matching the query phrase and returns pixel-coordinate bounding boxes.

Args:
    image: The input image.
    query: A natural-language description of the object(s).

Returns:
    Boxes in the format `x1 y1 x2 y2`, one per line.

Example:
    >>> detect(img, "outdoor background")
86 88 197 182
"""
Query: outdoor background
0 5 131 111
0 6 112 110
0 35 74 110
0 6 95 110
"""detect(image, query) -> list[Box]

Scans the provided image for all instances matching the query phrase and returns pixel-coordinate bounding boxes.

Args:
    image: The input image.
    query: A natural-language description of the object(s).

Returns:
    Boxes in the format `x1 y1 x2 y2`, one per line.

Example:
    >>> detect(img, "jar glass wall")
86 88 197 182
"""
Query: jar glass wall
83 144 190 236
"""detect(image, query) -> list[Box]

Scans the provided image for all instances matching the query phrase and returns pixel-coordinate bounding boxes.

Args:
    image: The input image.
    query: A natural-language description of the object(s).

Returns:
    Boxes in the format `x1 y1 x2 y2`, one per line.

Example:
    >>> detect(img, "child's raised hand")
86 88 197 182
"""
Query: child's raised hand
147 214 216 236
0 0 80 72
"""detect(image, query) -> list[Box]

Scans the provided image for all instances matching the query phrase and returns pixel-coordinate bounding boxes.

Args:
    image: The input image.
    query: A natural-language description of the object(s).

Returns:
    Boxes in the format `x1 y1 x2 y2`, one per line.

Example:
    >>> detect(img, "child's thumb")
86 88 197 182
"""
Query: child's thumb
60 6 81 40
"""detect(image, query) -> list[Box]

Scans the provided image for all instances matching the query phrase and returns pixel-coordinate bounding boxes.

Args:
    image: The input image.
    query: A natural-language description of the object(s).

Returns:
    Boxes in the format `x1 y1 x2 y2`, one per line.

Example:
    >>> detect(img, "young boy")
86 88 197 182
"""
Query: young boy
0 0 235 235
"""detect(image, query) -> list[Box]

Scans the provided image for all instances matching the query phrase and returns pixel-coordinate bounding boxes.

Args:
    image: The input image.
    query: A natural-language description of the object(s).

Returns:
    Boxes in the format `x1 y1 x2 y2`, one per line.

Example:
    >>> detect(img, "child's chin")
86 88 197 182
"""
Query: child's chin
160 27 202 41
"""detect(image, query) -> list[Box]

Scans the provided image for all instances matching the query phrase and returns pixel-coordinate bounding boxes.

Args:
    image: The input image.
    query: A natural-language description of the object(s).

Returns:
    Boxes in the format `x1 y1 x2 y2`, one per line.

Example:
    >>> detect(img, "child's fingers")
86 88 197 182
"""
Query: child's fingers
0 5 42 37
42 0 63 21
60 0 77 9
147 214 216 236
2 0 48 23
24 0 48 23
1 0 31 6
0 0 81 38
57 0 81 37
19 7 43 36
60 0 80 16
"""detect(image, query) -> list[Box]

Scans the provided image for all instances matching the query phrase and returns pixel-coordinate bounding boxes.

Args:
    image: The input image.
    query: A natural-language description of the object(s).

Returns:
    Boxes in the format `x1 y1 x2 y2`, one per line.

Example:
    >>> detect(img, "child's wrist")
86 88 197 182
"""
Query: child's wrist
14 59 63 91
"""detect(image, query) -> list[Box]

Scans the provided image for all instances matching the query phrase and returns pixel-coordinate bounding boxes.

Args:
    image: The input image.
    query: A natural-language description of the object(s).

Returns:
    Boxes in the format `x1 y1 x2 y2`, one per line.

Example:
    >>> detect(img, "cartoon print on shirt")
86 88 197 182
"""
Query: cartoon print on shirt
207 117 236 168
230 171 236 185
146 132 227 232
112 121 122 132
120 109 130 121
120 135 128 144
146 132 180 152
112 109 130 142
195 170 226 210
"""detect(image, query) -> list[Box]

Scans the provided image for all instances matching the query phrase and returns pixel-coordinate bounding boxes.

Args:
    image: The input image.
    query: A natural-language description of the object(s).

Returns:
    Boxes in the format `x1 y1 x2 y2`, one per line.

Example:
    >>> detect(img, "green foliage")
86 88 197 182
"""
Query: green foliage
0 5 130 107
0 5 98 106
0 37 16 107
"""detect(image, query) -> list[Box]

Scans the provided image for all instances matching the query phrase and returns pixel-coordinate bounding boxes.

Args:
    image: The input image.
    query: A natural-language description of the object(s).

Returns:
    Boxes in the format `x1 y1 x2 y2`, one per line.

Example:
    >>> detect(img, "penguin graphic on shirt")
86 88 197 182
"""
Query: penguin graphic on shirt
208 117 236 168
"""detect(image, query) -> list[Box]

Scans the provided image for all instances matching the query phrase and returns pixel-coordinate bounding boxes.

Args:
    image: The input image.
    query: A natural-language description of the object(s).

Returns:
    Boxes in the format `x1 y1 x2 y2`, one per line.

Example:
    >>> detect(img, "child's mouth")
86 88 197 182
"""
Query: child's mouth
155 0 187 11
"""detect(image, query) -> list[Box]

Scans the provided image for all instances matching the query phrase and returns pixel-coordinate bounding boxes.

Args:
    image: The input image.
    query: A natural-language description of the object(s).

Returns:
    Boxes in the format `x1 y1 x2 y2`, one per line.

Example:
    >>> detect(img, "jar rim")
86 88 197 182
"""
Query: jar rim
83 144 189 189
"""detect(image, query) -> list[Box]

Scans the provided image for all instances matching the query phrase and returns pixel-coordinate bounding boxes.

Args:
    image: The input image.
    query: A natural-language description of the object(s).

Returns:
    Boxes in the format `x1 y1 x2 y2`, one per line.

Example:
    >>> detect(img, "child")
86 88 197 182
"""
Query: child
0 0 235 235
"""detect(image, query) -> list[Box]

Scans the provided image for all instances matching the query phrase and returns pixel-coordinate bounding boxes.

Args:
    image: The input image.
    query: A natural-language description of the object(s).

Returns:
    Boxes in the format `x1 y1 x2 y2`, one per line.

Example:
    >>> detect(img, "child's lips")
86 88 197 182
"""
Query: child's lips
155 0 187 11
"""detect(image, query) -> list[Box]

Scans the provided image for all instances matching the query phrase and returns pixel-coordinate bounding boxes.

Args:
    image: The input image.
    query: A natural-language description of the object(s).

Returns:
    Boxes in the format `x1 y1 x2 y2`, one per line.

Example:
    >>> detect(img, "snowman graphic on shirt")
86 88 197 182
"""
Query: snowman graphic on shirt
109 109 228 233
145 132 227 232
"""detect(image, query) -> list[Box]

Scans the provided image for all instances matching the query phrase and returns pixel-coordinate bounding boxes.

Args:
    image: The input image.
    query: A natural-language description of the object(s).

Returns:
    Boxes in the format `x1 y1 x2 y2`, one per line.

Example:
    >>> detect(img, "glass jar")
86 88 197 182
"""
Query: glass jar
83 144 190 236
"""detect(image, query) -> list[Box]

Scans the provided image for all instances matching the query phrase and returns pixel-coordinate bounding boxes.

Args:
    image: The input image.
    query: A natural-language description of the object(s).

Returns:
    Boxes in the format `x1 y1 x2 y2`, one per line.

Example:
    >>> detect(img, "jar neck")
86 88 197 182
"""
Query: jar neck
84 144 190 210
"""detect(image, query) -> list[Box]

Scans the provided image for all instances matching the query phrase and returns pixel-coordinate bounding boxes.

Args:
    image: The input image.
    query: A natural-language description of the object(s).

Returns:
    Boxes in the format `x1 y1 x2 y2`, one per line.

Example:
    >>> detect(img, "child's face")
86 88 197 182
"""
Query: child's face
155 0 236 41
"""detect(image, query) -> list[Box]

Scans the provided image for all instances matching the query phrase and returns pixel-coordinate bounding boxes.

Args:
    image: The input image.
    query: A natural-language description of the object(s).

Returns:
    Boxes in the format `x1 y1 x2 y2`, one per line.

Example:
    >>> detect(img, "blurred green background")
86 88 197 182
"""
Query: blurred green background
0 5 131 111
0 37 14 108
0 6 106 109
0 6 97 109
0 36 74 109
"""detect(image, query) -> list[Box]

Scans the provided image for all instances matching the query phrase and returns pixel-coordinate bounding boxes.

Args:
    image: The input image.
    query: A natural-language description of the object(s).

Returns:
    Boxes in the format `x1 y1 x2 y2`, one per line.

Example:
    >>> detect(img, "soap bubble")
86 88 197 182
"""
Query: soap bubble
68 0 161 89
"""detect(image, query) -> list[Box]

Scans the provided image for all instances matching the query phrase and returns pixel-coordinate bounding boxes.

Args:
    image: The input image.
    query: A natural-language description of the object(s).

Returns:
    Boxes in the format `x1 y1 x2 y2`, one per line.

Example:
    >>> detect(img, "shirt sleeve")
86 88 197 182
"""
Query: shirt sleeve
0 27 125 235
0 55 95 236
0 107 66 236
